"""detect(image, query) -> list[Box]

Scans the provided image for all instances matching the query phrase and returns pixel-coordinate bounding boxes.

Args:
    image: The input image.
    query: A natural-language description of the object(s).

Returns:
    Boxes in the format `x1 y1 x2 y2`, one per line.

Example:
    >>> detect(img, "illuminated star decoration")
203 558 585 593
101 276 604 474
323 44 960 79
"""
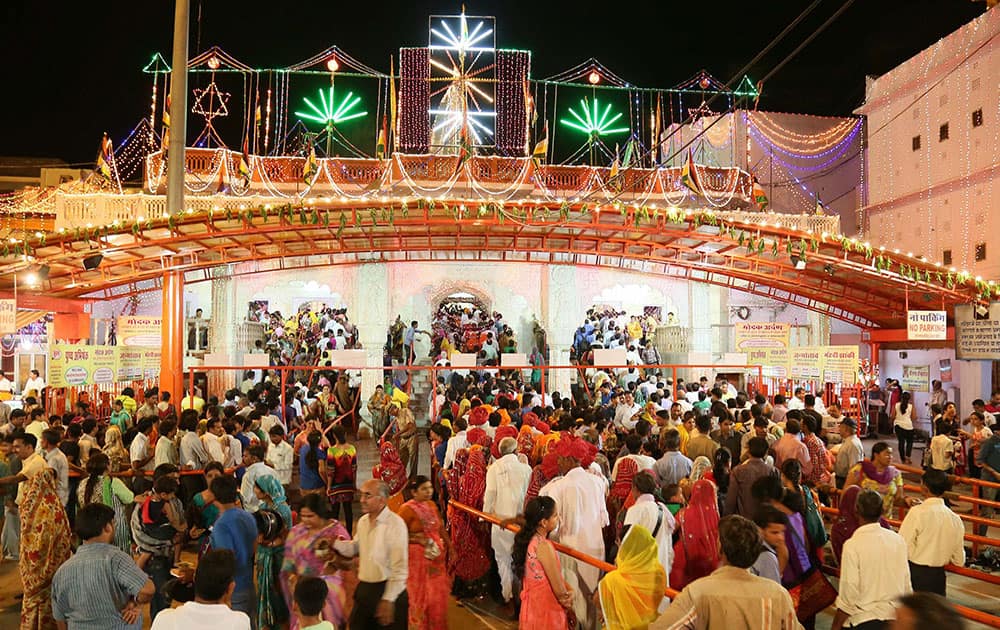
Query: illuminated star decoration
560 98 630 137
294 87 368 127
428 10 496 147
191 81 230 121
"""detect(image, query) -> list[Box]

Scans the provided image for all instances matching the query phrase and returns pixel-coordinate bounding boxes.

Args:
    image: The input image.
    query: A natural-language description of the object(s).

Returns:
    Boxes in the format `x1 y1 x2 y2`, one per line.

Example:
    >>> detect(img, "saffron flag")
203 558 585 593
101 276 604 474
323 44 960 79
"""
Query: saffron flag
752 179 769 210
95 133 113 181
531 121 548 163
609 143 620 180
303 143 318 184
679 149 702 195
376 115 387 159
238 136 251 183
254 103 262 129
815 196 825 215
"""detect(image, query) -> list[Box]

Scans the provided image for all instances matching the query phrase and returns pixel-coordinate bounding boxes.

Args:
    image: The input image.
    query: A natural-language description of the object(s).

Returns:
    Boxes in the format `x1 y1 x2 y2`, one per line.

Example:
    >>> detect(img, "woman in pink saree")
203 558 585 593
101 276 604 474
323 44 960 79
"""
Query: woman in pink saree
399 475 452 629
280 493 351 629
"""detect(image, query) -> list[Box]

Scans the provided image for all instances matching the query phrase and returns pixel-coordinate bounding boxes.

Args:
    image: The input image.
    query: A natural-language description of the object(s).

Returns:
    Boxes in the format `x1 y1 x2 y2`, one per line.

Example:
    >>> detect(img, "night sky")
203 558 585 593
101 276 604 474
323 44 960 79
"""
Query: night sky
0 0 986 164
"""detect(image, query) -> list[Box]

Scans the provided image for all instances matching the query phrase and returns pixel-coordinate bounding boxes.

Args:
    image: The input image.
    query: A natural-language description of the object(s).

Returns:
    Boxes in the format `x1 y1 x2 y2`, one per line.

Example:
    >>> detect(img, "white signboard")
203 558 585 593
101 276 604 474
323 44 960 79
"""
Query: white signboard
328 350 366 368
907 310 947 340
501 353 528 367
243 353 271 367
593 348 628 368
956 303 1000 360
450 353 478 368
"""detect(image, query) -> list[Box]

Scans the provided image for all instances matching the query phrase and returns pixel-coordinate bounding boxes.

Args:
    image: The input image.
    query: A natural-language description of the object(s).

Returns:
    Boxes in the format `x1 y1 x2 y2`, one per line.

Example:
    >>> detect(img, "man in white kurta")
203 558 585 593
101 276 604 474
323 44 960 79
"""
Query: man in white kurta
623 471 675 613
482 437 532 603
539 436 609 630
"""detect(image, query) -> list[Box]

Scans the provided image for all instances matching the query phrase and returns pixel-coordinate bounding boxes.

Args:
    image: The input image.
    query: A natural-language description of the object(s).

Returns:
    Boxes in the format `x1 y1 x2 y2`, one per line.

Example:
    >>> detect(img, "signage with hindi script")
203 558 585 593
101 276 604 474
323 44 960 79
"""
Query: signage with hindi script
907 310 947 340
955 303 1000 361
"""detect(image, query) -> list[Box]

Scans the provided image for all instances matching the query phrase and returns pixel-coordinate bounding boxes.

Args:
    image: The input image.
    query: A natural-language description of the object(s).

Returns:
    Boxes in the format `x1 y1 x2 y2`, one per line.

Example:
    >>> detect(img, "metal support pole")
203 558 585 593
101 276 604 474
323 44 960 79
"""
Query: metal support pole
159 271 185 409
167 0 189 214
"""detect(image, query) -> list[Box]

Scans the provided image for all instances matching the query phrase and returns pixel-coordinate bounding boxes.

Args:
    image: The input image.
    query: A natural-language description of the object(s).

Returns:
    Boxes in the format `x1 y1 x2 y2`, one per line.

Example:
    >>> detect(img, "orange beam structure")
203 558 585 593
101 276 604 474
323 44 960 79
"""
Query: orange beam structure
159 271 184 405
0 201 985 330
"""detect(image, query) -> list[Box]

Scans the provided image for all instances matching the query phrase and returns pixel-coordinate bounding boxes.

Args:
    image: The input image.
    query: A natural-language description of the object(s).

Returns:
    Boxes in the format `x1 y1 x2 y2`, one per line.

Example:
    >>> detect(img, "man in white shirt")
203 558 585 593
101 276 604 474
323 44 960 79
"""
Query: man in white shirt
178 412 211 470
540 437 609 629
0 371 11 394
130 419 156 472
898 469 965 596
154 419 179 467
483 437 532 604
265 426 294 486
832 489 911 630
614 391 642 432
41 430 69 506
442 417 470 469
239 445 277 513
787 388 806 411
334 479 409 629
24 409 48 443
22 369 45 396
150 549 251 630
202 418 228 465
623 471 675 607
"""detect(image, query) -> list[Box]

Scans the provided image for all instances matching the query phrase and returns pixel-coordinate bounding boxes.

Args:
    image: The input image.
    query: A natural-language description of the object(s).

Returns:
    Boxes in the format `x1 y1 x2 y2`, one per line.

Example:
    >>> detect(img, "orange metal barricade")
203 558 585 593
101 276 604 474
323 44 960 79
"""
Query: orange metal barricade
449 499 1000 628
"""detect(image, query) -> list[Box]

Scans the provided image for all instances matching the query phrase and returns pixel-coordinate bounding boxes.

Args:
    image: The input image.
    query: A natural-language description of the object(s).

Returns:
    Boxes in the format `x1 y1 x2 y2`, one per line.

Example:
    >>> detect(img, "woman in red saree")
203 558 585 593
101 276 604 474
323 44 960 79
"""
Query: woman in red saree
399 475 452 629
669 478 720 590
608 457 639 547
20 468 72 630
449 446 492 597
373 440 408 512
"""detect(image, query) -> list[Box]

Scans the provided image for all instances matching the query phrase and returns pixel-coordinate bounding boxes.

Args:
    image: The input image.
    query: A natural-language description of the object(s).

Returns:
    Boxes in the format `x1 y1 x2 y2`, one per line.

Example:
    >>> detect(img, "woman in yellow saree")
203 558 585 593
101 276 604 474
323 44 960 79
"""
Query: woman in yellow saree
598 524 666 630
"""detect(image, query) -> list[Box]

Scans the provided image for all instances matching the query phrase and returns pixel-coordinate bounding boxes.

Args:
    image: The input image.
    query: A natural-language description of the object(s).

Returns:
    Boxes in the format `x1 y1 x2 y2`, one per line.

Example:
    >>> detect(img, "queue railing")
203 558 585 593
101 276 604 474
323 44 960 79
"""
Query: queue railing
449 498 1000 628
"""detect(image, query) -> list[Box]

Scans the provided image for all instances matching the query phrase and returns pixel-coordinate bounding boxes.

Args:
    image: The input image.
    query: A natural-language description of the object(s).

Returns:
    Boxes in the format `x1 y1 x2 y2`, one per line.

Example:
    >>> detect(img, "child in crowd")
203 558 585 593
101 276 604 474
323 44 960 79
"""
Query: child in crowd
109 399 131 433
135 476 185 570
293 576 334 630
751 505 789 584
663 483 685 517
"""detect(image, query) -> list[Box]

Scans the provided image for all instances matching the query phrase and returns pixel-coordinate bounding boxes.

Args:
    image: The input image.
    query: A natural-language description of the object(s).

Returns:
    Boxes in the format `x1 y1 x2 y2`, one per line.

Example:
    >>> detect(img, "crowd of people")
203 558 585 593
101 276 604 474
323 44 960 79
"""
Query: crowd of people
0 354 982 630
411 363 974 629
253 305 362 368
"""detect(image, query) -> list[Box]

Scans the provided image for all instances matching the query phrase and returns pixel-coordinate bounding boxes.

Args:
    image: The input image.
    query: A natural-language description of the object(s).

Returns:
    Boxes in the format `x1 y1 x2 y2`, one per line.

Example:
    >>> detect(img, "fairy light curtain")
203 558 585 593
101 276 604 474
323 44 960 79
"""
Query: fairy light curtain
495 50 531 156
399 48 430 153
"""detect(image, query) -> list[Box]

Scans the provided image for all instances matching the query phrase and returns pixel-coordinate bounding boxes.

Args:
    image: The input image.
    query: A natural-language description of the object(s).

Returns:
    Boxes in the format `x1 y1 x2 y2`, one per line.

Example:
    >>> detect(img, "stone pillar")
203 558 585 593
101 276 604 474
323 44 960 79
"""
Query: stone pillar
354 264 390 425
208 265 238 393
544 265 579 397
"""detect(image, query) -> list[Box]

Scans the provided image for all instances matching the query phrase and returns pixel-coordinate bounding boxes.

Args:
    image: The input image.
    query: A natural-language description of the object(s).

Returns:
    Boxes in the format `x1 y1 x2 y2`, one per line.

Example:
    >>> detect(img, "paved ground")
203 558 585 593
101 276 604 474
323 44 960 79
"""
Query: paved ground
0 433 996 628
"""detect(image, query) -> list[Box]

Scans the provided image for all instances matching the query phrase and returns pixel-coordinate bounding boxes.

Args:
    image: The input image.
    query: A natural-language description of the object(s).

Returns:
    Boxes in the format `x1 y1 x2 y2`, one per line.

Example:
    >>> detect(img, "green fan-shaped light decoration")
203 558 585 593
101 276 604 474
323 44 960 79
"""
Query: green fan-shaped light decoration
294 87 367 126
560 97 629 136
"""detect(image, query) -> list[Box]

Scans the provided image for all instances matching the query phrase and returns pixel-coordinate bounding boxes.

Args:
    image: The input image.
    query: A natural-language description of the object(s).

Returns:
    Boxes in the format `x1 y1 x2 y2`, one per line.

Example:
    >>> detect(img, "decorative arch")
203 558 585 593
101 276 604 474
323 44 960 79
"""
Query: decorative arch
425 282 494 314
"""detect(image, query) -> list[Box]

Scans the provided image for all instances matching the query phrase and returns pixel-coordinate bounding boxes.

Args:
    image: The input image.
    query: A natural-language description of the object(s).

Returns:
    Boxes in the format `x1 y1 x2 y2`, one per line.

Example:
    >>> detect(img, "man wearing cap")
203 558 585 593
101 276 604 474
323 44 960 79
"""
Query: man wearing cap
834 417 864 489
540 435 609 629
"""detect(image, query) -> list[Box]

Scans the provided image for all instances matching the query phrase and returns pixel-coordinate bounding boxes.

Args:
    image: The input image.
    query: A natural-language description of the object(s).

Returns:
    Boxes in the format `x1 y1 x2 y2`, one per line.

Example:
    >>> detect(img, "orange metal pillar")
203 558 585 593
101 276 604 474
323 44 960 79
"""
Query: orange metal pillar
159 271 185 408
